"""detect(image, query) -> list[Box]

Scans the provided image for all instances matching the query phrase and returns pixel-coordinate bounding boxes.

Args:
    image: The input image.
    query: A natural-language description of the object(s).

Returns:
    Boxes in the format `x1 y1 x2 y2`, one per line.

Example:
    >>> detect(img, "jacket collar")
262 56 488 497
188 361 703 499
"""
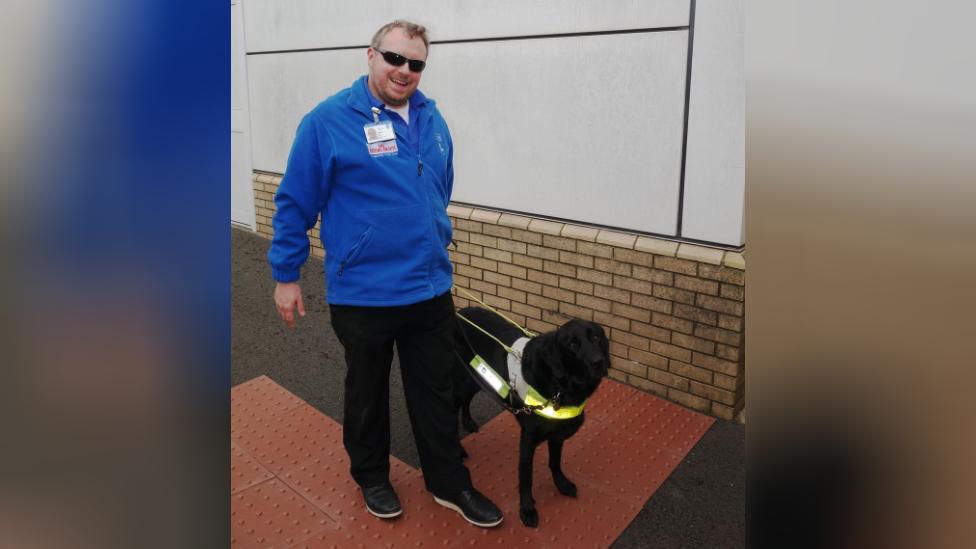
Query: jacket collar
347 75 430 118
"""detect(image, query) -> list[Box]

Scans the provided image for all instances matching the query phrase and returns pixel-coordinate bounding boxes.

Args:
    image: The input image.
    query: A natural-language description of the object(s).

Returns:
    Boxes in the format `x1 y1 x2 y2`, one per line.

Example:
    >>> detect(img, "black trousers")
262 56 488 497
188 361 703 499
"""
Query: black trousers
329 291 471 497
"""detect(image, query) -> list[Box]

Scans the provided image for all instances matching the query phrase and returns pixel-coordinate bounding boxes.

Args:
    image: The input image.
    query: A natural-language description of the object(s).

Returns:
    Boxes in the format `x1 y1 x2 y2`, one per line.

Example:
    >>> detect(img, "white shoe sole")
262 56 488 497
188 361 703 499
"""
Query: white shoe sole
433 496 503 528
365 504 402 519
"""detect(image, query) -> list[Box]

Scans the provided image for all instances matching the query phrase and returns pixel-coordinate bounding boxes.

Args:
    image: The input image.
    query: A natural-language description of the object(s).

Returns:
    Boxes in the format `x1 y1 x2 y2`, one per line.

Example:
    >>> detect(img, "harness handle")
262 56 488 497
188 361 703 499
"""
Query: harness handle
455 286 537 338
456 312 516 355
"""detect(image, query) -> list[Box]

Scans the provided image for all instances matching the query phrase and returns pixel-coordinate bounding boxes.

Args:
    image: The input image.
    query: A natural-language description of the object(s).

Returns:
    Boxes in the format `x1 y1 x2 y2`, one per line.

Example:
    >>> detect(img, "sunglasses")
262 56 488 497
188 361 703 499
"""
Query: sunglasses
373 48 427 73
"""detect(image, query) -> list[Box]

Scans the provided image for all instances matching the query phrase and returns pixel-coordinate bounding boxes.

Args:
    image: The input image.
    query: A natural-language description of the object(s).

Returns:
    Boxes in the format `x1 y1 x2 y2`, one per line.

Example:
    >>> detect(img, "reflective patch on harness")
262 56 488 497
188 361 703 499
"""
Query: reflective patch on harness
470 355 510 399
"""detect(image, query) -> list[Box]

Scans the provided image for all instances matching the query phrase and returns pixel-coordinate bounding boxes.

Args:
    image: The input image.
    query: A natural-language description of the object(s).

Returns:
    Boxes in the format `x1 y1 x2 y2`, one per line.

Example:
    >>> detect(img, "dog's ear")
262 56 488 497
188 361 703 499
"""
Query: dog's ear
540 330 568 380
570 319 610 378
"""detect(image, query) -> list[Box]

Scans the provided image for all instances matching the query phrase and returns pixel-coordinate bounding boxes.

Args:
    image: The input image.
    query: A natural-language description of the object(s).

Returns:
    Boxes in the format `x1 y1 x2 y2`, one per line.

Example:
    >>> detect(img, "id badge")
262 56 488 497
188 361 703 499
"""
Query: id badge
364 121 395 144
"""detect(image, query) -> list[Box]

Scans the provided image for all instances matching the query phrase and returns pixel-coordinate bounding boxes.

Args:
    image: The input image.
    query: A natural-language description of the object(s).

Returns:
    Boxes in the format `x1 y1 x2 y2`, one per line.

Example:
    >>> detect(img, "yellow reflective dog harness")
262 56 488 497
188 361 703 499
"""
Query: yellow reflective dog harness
508 338 586 420
457 307 584 419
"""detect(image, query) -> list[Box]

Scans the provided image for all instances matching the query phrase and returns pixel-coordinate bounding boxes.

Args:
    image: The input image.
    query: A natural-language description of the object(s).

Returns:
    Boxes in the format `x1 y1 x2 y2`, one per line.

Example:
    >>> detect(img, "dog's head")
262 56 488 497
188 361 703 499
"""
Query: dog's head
551 318 611 384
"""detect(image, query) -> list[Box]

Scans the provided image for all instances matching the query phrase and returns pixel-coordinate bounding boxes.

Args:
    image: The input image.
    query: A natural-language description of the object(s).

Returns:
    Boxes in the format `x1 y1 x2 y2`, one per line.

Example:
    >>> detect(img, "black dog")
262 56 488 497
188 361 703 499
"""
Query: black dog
452 306 610 527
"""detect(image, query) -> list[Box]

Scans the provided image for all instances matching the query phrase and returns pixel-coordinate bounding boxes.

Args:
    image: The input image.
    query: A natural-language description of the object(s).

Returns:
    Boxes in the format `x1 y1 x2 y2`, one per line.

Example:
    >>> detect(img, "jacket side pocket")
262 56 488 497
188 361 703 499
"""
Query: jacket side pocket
337 226 374 276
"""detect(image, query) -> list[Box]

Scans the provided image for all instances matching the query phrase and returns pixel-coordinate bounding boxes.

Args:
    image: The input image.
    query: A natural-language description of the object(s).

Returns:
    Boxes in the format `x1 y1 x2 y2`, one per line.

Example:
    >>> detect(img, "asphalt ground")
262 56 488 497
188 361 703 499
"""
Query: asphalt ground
231 226 745 548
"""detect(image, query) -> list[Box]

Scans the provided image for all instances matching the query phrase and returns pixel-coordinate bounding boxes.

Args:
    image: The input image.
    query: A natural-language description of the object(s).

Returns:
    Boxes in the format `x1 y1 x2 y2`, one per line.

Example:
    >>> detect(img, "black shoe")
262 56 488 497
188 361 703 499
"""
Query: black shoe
433 488 503 527
362 483 402 519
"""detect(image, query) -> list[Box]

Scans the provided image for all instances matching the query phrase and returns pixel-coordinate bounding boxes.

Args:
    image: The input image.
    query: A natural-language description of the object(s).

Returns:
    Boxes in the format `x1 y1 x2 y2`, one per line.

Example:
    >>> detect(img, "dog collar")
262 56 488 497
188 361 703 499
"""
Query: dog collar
508 338 586 420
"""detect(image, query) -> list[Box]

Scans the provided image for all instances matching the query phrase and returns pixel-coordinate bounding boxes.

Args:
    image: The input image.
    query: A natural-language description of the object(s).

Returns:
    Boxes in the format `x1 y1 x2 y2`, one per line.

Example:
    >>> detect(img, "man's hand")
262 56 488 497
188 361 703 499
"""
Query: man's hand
274 282 306 329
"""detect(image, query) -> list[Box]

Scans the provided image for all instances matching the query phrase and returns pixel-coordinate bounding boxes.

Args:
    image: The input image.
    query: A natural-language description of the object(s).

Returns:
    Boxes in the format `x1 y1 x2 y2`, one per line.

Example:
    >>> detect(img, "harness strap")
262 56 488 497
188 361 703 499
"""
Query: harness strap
506 337 533 403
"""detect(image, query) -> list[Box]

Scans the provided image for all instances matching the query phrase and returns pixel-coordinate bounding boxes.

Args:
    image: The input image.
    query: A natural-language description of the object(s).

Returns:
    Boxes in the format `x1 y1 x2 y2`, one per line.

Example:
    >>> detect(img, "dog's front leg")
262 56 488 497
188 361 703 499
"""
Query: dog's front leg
548 438 577 497
518 429 540 527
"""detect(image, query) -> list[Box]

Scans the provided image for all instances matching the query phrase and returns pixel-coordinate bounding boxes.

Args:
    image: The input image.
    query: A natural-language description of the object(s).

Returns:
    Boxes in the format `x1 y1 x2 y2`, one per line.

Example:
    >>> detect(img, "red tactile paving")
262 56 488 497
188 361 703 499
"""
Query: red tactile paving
231 376 713 548
232 376 306 435
583 379 640 422
232 441 275 495
232 479 340 548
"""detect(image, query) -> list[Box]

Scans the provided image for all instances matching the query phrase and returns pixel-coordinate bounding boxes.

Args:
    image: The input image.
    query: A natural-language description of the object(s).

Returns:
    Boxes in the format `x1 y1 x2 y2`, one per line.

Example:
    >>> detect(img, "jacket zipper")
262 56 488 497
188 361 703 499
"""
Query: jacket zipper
416 117 437 292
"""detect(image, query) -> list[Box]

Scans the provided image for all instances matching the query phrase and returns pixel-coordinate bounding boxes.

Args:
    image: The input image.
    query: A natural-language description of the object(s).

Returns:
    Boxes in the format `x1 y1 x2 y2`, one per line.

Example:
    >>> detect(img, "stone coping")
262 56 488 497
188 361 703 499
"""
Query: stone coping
447 203 745 271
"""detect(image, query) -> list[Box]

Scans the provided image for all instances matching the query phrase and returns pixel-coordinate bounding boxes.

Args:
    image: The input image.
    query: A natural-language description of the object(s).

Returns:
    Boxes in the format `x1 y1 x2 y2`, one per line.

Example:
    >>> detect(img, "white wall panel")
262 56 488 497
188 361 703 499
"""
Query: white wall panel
248 32 688 236
681 0 744 245
243 0 745 244
232 0 256 229
243 0 689 52
247 50 368 173
427 32 688 235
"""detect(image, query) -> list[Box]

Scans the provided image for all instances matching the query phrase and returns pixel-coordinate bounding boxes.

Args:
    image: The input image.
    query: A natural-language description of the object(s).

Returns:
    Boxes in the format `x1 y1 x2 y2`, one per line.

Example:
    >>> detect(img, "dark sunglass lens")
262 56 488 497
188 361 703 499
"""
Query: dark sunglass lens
381 50 407 66
378 49 424 72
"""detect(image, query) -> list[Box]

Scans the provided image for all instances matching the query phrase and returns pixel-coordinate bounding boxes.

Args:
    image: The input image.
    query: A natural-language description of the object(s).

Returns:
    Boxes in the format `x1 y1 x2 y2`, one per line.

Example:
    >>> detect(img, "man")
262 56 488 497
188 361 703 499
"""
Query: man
267 20 503 528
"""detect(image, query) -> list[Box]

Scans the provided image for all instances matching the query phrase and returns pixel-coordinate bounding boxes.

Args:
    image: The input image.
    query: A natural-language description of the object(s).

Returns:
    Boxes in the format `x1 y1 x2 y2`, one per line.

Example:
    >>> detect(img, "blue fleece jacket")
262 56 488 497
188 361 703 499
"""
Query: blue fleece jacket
268 76 455 306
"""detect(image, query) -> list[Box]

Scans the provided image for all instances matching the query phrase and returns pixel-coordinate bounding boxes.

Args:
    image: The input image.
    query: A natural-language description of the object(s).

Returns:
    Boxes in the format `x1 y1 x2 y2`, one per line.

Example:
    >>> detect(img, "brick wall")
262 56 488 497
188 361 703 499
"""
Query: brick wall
250 171 745 419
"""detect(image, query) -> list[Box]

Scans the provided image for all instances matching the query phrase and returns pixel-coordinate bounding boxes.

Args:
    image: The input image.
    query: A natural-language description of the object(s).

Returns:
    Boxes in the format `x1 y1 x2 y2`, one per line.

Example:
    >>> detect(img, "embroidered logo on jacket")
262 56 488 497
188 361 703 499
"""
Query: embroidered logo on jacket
434 133 447 157
368 140 398 157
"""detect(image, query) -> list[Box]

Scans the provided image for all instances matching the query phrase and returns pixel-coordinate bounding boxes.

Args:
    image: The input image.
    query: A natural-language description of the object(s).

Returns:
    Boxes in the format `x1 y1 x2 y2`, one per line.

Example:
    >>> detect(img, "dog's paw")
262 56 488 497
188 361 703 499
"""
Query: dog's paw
519 506 539 528
554 477 577 498
462 419 479 433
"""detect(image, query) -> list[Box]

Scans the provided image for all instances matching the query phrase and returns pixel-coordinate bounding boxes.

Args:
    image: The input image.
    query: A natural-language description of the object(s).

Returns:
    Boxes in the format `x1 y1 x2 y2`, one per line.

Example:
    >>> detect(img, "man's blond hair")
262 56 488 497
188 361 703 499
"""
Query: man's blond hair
371 20 430 52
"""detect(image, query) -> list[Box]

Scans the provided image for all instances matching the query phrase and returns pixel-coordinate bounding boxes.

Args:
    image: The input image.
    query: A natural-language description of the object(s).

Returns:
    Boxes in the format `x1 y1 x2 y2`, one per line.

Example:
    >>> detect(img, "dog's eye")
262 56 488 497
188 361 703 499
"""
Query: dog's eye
569 340 580 350
589 334 600 343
